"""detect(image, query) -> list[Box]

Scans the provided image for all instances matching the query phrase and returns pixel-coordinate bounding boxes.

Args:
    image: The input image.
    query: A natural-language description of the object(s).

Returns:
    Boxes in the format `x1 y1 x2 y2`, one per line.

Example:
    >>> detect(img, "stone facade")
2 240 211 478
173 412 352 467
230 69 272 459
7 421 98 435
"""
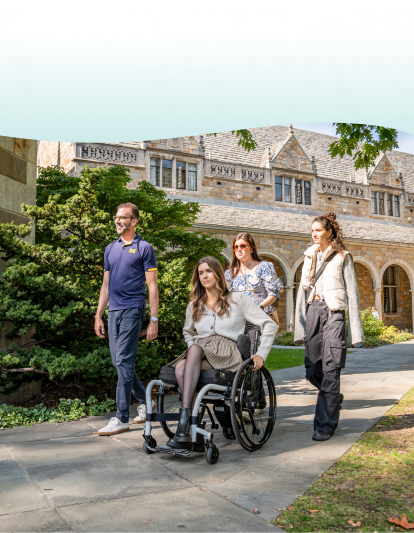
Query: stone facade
0 136 37 355
37 125 414 332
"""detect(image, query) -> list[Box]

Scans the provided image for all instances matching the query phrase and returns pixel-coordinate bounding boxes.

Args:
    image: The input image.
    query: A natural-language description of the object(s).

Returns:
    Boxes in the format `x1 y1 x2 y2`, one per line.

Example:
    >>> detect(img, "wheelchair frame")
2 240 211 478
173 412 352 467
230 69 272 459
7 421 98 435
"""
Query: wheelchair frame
142 357 277 464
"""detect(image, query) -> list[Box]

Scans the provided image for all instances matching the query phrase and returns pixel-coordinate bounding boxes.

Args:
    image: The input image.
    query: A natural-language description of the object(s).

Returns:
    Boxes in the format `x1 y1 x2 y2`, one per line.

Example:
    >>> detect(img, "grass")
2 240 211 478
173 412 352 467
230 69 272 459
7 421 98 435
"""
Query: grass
273 385 414 532
265 348 305 371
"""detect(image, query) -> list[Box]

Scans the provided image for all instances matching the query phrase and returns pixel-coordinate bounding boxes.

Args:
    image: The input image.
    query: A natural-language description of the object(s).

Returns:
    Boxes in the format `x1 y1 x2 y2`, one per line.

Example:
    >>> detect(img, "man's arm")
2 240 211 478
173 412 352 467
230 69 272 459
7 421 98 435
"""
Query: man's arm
95 271 110 338
145 270 159 341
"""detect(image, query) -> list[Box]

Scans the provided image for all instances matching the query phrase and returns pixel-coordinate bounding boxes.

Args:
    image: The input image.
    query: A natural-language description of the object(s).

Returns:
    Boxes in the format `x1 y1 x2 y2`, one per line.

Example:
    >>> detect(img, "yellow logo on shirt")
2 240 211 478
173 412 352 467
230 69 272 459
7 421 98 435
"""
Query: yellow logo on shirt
129 248 136 253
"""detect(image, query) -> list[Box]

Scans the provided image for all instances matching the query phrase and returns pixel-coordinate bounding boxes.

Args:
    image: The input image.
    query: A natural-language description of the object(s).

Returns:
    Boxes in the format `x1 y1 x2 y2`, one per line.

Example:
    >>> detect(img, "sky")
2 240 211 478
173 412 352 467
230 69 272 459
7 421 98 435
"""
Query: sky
292 123 414 155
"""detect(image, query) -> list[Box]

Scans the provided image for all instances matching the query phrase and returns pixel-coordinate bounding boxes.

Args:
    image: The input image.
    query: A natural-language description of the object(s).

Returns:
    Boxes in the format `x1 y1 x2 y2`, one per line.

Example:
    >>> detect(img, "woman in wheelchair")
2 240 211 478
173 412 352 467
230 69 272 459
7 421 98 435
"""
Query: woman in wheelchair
167 256 277 448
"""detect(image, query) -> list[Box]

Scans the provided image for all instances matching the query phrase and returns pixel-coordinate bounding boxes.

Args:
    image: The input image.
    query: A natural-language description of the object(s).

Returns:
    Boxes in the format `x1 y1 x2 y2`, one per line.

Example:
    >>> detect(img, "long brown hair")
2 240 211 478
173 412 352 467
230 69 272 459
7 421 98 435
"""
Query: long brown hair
190 256 233 323
312 212 346 255
229 232 262 278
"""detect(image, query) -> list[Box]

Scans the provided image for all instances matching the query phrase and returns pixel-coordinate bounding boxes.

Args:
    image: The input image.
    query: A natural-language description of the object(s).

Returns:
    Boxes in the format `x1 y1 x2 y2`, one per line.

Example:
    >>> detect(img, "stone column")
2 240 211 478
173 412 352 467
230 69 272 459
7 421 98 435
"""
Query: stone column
374 288 383 320
285 286 295 331
410 290 414 332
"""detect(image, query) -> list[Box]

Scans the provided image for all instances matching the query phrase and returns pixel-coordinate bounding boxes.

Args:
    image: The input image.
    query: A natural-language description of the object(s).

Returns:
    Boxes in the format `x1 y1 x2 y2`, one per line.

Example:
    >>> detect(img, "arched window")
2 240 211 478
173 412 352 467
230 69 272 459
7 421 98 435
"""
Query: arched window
383 266 398 314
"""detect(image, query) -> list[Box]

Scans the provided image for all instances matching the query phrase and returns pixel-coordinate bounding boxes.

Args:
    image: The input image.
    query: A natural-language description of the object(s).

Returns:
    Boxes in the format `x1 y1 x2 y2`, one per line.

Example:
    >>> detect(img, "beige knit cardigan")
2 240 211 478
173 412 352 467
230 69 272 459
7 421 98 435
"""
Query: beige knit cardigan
183 292 277 361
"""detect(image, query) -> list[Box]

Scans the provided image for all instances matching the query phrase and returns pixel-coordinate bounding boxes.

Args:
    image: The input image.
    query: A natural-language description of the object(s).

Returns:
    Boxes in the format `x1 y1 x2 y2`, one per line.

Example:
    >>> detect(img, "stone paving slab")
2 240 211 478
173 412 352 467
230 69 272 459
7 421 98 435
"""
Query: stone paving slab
0 508 68 532
0 343 413 532
58 487 280 532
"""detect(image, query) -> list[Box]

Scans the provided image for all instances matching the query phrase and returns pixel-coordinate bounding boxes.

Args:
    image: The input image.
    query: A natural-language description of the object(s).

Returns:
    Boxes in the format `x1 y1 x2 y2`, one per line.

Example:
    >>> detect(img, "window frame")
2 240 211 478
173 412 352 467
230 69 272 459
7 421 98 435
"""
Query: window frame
274 175 311 205
150 157 160 187
371 189 401 217
383 265 398 314
150 157 198 191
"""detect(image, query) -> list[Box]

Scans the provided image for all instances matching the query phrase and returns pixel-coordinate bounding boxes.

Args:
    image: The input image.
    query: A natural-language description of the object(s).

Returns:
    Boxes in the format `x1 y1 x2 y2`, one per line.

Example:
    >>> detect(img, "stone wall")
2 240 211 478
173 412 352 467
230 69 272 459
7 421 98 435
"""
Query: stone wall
37 141 76 175
0 136 37 272
0 136 37 353
198 226 414 333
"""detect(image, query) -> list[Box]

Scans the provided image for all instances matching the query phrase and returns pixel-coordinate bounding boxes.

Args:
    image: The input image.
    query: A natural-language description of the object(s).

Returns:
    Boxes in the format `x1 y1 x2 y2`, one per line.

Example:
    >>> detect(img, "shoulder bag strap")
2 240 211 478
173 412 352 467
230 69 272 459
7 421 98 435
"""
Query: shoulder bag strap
306 251 338 301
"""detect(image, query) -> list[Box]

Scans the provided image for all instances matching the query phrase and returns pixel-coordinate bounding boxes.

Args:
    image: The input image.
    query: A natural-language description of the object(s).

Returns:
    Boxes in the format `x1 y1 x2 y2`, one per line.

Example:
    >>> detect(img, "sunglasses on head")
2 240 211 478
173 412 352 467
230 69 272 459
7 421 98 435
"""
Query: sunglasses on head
233 244 248 251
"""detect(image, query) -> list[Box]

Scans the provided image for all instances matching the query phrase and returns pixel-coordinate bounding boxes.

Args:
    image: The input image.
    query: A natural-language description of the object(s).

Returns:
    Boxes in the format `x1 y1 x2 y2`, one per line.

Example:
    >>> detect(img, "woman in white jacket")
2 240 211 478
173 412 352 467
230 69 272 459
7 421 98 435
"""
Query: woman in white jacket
294 212 363 442
168 256 276 447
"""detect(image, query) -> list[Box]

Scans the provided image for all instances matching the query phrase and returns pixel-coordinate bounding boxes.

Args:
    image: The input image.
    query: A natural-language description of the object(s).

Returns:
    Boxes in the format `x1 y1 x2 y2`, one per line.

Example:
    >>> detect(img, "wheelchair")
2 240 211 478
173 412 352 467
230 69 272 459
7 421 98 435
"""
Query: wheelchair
142 331 277 464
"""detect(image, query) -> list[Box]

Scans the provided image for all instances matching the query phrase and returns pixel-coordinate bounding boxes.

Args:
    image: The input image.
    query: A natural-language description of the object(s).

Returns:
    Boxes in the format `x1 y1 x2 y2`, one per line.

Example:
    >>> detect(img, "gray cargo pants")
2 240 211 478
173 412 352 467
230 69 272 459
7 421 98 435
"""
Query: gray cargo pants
304 300 347 435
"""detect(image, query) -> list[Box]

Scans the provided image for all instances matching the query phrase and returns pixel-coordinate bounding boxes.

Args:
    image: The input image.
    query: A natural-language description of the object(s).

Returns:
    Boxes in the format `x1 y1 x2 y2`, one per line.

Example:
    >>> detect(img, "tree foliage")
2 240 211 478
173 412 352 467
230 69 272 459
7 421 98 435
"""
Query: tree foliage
0 165 226 395
328 124 399 170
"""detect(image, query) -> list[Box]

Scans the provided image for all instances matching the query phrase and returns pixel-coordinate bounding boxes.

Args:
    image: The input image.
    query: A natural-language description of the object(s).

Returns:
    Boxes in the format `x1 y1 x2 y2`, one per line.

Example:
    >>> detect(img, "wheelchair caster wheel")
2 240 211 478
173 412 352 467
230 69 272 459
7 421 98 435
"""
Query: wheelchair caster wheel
143 436 157 454
206 444 219 464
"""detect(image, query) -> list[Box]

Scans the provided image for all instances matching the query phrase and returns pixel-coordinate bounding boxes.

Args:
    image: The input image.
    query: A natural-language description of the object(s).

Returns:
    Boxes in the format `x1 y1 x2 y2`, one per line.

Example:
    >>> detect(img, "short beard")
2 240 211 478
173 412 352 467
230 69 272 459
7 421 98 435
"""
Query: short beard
116 221 131 235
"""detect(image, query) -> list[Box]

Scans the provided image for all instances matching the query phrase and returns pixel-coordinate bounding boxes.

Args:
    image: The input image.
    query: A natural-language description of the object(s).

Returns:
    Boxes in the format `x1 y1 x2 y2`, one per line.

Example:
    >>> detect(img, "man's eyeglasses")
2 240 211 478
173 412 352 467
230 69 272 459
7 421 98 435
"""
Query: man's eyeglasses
113 216 133 222
233 244 248 251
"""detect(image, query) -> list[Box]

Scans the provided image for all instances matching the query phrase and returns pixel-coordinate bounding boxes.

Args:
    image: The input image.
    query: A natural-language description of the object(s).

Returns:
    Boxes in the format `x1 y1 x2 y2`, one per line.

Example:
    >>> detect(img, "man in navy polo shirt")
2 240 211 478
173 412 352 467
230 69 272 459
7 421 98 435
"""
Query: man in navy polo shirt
94 202 159 436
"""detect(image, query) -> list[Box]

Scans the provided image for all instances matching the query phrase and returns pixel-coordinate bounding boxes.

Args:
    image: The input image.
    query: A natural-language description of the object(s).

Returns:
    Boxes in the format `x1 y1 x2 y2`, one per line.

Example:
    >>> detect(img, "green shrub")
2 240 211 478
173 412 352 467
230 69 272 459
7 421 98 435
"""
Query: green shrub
0 395 115 429
275 331 300 346
0 166 225 394
360 308 385 337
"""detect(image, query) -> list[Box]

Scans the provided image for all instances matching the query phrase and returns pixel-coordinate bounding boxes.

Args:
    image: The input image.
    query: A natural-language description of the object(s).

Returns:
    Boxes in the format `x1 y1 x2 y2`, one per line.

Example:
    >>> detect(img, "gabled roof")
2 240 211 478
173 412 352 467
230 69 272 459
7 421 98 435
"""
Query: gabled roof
197 126 356 180
195 126 414 192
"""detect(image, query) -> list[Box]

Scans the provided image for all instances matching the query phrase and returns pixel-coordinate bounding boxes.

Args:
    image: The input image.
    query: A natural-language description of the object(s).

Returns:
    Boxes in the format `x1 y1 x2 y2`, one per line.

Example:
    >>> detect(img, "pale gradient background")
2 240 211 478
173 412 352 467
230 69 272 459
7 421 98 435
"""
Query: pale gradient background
0 0 413 142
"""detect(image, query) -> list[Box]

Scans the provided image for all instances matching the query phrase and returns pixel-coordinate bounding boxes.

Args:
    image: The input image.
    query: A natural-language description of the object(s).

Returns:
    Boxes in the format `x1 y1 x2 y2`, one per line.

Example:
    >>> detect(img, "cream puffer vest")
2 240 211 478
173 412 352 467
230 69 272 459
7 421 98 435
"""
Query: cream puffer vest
301 244 349 311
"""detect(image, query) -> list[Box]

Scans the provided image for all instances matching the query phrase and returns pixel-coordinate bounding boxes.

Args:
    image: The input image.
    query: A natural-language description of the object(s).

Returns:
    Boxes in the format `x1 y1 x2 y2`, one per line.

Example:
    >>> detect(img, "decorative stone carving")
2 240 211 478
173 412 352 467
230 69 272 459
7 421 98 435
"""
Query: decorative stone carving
407 194 414 205
211 165 235 179
345 185 364 198
81 145 137 165
288 155 298 169
241 168 265 183
322 181 341 195
170 138 181 148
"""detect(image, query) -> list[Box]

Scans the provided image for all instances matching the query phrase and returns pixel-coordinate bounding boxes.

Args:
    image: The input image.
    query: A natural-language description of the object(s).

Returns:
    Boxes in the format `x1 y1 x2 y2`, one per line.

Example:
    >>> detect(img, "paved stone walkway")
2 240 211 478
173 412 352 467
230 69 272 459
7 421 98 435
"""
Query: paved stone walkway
1 341 414 532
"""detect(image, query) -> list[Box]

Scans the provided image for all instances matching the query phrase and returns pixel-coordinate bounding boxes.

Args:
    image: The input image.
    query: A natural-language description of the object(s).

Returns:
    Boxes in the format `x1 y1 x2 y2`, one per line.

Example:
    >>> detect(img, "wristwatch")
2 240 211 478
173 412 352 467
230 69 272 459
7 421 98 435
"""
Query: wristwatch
150 317 158 322
259 304 264 310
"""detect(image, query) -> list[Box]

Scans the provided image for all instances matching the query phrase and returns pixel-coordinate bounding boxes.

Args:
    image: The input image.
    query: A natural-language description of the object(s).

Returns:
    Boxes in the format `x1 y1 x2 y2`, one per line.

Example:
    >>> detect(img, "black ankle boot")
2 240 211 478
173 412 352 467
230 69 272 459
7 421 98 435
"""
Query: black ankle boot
174 408 192 443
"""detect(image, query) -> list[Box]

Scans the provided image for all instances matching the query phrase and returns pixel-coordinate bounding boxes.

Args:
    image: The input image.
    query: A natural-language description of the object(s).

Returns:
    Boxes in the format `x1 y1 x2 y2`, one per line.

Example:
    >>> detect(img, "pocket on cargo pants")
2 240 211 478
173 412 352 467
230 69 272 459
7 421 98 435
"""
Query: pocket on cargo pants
324 339 347 371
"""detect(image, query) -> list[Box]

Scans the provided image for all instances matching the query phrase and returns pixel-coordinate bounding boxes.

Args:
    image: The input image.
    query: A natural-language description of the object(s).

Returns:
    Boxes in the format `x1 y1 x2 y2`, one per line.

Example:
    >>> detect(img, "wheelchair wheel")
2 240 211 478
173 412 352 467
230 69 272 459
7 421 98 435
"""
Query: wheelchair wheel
230 359 277 452
143 435 157 454
206 444 219 464
157 386 181 439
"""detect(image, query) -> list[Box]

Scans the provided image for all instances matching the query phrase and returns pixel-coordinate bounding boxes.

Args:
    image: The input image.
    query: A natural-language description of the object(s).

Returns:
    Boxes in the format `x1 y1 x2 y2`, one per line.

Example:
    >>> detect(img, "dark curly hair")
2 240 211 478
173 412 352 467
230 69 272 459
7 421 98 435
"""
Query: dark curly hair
312 212 346 254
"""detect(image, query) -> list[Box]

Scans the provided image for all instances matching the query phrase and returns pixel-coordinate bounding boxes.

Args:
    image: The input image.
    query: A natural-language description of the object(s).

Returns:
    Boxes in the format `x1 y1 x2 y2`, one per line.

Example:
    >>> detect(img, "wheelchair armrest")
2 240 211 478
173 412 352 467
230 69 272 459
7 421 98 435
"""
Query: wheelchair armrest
237 333 251 361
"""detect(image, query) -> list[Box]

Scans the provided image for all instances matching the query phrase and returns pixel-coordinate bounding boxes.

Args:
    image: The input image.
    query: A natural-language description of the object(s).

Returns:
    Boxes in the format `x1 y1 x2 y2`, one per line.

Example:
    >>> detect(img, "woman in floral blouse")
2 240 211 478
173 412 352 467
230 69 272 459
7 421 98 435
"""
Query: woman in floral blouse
225 232 284 354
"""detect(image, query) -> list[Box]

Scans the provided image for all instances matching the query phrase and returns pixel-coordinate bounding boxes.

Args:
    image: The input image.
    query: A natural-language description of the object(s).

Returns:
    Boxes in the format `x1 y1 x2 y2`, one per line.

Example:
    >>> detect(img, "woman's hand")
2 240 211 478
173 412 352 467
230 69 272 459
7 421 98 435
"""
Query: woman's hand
251 354 264 371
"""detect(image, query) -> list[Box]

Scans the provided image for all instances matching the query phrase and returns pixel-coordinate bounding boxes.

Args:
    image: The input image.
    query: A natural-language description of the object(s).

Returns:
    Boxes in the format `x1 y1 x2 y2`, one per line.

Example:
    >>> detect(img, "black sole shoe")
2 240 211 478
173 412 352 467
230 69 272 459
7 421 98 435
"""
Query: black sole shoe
166 438 204 453
312 431 331 441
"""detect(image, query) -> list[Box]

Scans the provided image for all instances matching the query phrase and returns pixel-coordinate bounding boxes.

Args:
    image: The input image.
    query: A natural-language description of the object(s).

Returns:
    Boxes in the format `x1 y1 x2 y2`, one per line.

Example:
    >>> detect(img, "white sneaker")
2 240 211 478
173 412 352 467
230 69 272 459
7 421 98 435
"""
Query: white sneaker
97 417 129 436
133 400 156 424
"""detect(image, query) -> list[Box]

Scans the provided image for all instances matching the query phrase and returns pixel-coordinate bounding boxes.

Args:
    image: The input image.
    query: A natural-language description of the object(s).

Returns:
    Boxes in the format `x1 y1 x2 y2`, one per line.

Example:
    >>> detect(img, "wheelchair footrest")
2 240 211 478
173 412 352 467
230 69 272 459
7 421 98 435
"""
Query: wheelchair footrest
151 445 193 457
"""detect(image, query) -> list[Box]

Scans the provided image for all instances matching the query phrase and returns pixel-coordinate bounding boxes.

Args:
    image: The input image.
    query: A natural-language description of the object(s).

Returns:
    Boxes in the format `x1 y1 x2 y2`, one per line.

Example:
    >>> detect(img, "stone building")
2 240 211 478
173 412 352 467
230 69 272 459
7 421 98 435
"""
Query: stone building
0 137 39 403
38 125 414 332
